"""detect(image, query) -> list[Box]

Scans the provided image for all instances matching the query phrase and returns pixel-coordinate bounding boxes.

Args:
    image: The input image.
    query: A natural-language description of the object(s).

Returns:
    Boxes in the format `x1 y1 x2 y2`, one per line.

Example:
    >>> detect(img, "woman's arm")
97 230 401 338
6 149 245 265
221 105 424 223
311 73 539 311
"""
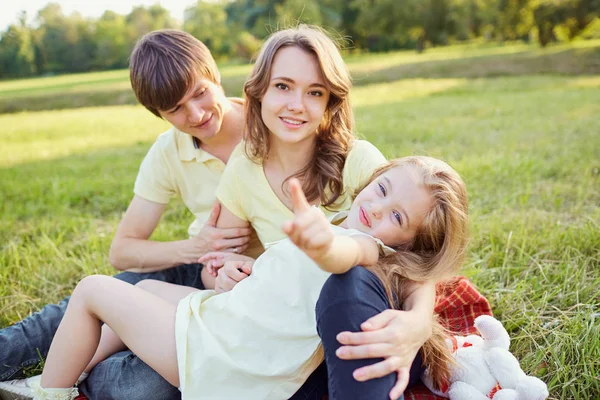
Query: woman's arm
283 179 379 272
215 201 251 230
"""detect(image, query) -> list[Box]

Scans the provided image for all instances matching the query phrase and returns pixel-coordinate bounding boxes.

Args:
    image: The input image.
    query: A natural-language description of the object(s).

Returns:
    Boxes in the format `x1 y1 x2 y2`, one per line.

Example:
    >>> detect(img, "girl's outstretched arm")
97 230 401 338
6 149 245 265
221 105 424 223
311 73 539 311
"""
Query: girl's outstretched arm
283 179 379 274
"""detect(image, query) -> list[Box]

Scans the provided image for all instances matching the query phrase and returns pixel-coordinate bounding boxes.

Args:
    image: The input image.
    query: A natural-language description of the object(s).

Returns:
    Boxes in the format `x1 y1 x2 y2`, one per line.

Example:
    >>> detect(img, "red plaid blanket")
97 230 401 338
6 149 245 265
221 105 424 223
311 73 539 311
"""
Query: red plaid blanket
75 276 491 400
404 276 493 400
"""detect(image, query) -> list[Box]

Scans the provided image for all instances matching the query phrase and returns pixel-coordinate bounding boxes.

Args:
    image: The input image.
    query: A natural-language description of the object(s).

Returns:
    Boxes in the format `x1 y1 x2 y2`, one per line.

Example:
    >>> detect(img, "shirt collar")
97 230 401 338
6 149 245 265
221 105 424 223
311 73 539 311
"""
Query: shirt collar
176 129 218 163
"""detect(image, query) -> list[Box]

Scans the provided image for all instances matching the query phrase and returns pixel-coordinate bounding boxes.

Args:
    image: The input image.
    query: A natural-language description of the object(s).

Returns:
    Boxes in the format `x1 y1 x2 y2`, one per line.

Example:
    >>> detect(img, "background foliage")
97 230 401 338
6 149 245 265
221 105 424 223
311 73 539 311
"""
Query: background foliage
1 0 599 78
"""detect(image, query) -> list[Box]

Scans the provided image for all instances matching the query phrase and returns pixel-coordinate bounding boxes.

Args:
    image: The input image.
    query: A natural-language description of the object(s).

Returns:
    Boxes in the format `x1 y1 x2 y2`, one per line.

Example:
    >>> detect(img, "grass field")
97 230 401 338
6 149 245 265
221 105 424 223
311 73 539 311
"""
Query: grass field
1 39 599 113
1 41 599 399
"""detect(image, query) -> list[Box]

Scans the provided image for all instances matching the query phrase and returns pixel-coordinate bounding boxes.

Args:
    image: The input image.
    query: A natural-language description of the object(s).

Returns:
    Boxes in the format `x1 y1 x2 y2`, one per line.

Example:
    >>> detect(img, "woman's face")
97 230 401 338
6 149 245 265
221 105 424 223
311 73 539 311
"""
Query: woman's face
346 165 433 247
260 46 330 147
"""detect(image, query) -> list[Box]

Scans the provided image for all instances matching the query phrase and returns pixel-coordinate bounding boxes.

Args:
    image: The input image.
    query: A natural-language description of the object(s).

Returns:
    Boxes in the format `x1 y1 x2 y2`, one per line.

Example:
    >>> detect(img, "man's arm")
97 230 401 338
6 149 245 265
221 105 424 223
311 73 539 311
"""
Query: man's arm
109 196 251 273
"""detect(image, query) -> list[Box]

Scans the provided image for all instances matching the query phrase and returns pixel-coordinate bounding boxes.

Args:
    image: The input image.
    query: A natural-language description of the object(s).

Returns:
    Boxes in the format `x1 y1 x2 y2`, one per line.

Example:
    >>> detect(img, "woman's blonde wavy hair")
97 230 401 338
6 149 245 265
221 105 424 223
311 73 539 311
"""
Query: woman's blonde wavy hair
243 25 355 207
364 156 470 390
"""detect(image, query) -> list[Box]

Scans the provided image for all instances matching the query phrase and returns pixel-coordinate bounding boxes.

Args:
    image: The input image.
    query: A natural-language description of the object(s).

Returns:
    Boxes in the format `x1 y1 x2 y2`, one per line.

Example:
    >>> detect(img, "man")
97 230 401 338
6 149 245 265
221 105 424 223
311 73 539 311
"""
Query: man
0 29 256 400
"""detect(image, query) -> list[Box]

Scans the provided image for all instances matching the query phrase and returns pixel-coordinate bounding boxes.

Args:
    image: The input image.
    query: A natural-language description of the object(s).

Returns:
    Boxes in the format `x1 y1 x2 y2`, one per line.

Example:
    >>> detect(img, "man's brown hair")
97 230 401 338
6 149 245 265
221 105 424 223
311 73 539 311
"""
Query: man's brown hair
129 29 220 117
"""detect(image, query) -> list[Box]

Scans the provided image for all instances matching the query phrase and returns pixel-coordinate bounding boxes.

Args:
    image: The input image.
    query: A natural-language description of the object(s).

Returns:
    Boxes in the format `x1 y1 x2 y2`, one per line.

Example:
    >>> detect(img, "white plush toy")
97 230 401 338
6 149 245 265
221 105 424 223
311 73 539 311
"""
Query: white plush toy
422 315 549 400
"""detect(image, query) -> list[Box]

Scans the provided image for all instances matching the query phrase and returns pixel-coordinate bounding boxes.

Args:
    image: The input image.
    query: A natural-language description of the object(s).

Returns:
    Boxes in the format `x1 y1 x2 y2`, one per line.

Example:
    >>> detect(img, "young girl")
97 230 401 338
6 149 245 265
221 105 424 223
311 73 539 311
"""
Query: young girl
33 155 468 400
314 155 470 399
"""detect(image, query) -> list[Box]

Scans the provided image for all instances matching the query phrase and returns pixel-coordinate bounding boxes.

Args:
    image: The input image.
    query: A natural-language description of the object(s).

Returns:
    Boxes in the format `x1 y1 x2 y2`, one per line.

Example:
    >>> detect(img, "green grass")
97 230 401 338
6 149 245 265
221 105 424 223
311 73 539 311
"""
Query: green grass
1 43 599 399
1 39 599 113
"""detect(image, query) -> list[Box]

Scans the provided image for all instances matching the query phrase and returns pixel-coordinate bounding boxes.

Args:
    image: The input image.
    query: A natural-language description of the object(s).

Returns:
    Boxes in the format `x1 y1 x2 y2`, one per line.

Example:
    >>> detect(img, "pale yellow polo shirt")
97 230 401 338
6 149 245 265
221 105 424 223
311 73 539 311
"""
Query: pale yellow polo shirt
134 127 227 238
216 139 387 247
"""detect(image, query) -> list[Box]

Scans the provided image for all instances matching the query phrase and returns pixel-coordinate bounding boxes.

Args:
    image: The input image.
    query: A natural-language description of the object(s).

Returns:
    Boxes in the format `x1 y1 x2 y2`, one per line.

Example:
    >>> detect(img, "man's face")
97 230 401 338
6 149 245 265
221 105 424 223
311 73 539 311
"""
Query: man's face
158 78 227 141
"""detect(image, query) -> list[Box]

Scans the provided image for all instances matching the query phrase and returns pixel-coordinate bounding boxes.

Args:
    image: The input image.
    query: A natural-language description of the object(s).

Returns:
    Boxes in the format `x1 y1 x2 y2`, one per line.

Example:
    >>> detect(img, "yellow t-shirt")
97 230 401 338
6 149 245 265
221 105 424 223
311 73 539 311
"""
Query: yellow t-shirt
134 127 226 238
216 139 386 247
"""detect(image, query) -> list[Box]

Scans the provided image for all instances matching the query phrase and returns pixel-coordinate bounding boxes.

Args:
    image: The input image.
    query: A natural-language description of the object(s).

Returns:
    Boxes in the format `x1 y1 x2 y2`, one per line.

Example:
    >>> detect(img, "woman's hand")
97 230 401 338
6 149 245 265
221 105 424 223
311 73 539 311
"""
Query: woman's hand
214 260 253 293
335 309 432 400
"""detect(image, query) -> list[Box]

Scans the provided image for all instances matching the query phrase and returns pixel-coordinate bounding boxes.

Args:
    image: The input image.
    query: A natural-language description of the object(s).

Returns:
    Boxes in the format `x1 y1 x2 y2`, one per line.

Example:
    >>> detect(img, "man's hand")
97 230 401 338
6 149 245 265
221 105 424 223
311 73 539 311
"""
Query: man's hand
282 179 334 261
335 309 431 400
184 203 252 263
214 261 253 293
199 251 256 277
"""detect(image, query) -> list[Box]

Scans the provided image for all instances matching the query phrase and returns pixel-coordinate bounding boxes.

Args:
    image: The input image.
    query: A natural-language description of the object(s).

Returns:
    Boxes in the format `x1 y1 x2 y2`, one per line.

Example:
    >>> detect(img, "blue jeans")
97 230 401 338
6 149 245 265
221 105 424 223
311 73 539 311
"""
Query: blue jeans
0 263 206 400
297 266 424 400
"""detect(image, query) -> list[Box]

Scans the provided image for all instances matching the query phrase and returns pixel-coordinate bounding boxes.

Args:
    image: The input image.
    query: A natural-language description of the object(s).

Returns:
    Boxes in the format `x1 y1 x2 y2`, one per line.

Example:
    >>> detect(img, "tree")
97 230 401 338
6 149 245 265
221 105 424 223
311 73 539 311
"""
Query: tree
33 2 69 73
273 0 324 27
126 5 178 44
353 0 457 52
466 0 501 39
94 11 130 69
184 1 229 54
497 0 534 41
0 12 36 78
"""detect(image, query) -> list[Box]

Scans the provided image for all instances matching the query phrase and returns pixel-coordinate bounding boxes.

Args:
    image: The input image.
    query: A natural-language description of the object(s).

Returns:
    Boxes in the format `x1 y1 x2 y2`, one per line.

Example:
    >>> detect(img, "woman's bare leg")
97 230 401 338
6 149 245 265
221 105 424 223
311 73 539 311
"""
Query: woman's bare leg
40 275 193 389
83 280 200 373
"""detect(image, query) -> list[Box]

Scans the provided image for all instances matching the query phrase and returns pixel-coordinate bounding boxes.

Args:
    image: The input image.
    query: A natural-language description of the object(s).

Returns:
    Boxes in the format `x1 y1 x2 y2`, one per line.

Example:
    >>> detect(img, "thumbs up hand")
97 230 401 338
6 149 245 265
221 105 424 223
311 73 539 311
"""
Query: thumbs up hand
282 179 334 261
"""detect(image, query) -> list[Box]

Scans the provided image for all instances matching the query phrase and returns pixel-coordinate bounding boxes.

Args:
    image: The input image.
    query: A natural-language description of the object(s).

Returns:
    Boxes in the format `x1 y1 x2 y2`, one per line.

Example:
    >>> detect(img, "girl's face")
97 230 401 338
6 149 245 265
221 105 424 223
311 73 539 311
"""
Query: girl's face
346 165 433 247
260 46 330 147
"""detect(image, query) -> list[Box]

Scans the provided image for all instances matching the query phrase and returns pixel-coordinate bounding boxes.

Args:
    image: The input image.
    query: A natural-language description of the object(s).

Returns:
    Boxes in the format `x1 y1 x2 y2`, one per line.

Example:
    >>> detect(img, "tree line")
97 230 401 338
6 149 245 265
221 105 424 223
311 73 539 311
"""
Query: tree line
1 0 598 79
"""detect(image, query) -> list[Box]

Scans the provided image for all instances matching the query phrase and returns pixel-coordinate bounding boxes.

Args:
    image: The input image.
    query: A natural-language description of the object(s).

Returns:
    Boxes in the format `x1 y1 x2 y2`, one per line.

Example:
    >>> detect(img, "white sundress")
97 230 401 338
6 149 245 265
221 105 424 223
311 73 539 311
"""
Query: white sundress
174 221 394 399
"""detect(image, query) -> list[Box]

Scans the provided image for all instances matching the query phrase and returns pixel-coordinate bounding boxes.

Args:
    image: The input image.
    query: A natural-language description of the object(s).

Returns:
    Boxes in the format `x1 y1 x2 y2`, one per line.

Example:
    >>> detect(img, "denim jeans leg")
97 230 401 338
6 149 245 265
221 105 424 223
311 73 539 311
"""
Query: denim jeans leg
79 351 181 400
316 266 423 400
0 298 69 380
111 263 206 289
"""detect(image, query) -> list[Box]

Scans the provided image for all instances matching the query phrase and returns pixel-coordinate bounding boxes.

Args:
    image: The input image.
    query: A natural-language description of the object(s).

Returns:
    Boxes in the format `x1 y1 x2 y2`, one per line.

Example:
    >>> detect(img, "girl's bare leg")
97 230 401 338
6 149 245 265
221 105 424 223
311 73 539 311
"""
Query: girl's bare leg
83 280 200 373
40 275 193 389
83 324 126 374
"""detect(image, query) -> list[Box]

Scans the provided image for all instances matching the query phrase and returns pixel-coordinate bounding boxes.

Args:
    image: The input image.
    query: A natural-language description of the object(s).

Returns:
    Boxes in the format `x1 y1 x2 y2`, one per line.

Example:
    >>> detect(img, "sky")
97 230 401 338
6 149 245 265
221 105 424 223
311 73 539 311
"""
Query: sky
1 0 199 31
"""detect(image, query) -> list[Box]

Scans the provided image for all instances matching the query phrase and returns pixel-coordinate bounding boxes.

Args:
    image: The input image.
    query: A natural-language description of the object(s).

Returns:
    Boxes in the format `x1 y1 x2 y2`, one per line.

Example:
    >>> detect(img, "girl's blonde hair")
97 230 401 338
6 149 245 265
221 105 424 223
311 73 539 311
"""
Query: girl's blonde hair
243 25 355 207
366 156 469 390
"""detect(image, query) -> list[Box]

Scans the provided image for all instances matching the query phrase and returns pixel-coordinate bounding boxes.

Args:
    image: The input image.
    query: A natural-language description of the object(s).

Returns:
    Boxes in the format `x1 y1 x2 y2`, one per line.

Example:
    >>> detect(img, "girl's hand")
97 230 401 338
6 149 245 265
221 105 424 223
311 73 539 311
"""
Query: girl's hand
282 179 334 261
199 252 255 277
214 260 253 293
335 309 430 400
